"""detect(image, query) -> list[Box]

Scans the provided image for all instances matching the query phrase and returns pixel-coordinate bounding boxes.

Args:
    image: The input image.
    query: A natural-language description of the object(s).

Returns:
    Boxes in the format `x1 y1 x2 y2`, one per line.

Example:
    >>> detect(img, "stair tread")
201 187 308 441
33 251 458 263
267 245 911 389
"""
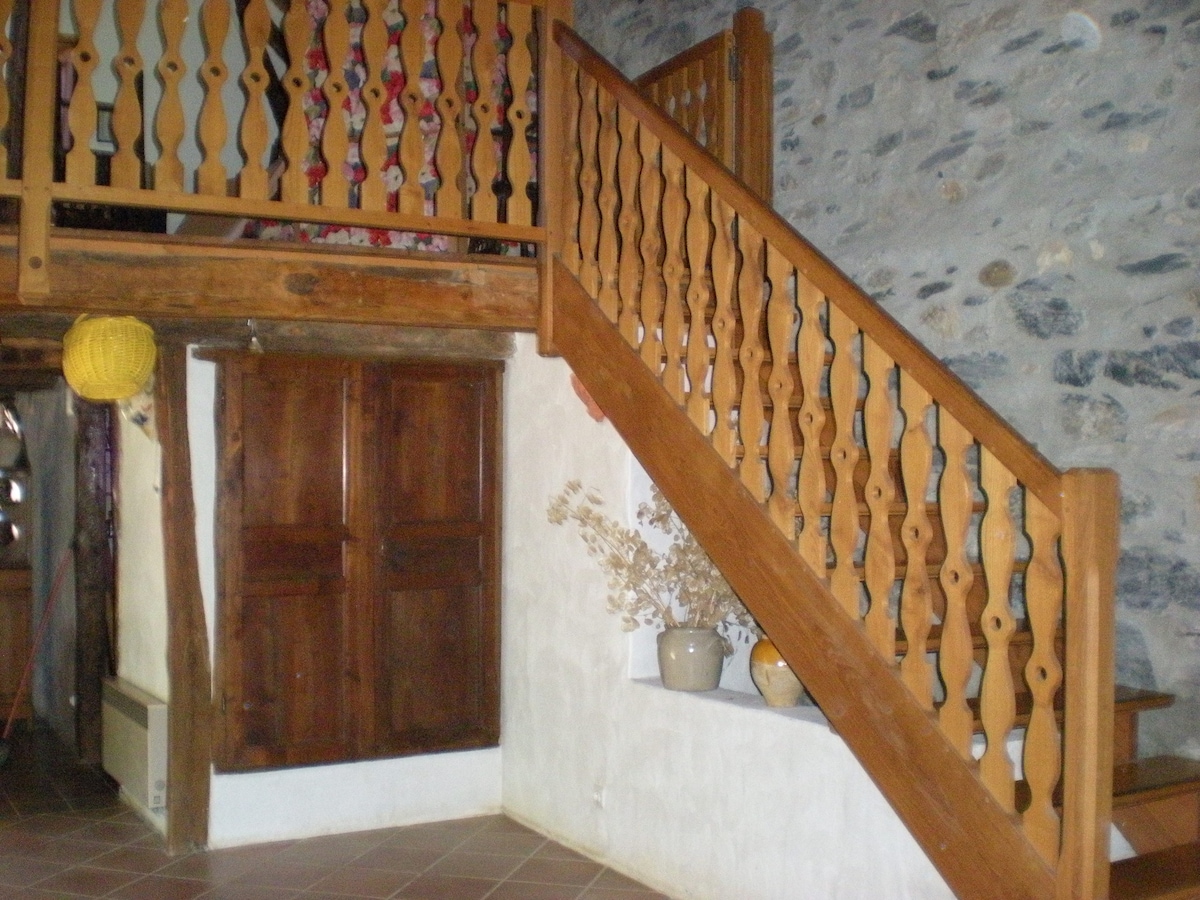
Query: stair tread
1111 840 1200 900
1113 755 1200 807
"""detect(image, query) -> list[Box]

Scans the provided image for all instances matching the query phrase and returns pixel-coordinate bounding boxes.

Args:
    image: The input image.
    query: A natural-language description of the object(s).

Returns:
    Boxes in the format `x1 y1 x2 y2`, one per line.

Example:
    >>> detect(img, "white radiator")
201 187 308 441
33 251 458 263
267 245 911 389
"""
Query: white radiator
101 678 168 812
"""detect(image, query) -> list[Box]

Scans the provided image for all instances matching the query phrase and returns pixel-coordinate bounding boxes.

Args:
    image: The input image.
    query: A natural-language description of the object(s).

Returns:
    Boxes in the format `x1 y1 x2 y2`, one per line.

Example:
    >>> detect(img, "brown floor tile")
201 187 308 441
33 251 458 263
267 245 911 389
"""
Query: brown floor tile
426 850 524 880
486 882 587 900
394 873 497 900
28 836 111 865
579 890 674 900
71 818 154 846
230 861 327 891
308 864 415 897
352 844 443 872
87 843 178 873
508 856 605 886
111 873 212 900
590 869 663 891
533 843 594 863
455 830 546 856
194 886 301 900
0 853 65 887
32 863 141 896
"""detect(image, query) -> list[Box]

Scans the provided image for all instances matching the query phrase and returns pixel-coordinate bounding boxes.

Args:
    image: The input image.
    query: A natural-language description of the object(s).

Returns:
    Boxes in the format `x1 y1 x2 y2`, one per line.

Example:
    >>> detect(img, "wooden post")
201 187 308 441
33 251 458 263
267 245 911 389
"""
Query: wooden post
732 7 772 203
538 0 573 355
156 346 213 854
17 0 59 297
1057 468 1119 900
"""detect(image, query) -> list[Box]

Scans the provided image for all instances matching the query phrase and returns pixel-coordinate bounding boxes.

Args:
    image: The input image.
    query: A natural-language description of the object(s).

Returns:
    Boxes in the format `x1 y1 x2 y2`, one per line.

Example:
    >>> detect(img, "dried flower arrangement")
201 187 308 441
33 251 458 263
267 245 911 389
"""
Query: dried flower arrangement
548 480 760 654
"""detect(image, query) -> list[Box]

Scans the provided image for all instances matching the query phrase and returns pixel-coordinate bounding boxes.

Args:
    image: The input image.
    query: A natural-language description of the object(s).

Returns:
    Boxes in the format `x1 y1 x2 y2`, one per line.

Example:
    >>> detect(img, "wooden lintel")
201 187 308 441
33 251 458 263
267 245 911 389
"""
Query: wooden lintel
0 232 539 331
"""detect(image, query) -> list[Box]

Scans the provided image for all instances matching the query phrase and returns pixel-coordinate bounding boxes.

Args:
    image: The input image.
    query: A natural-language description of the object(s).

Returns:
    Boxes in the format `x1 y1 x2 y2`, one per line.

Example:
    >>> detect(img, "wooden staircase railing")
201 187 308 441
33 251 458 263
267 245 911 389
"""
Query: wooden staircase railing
548 21 1120 900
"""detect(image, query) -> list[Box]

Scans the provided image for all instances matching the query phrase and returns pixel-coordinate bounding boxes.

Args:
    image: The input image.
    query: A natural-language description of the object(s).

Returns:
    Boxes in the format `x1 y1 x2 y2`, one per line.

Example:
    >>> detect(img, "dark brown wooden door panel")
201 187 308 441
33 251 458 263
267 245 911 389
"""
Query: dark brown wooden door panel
215 354 501 771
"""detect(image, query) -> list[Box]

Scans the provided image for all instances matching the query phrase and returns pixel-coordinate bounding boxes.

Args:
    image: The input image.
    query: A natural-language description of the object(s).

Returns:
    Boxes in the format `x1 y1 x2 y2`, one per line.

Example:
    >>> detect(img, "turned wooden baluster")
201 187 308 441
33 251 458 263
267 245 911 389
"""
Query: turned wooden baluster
659 147 688 405
560 58 583 276
154 0 188 192
575 70 601 302
66 0 101 187
615 107 643 348
279 0 313 203
358 0 391 211
736 221 767 501
320 0 352 207
398 0 427 215
684 171 713 431
709 198 738 467
863 336 898 657
898 374 935 708
595 88 620 323
637 127 665 374
506 4 535 226
795 277 827 575
434 0 466 219
469 0 499 222
936 411 977 759
979 448 1018 810
765 246 796 536
0 0 12 177
237 0 272 199
111 0 146 189
1022 492 1065 862
197 0 231 196
828 306 863 617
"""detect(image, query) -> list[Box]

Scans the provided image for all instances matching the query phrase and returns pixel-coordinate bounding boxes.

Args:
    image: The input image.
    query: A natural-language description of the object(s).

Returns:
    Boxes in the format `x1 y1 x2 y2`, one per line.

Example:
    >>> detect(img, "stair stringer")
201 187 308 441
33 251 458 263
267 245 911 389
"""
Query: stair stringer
551 258 1058 900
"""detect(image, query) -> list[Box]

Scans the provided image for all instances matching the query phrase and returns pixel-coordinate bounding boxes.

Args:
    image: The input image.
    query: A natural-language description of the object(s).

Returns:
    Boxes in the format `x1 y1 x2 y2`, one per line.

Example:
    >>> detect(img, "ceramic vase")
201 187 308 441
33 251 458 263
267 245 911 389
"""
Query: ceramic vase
750 637 805 707
657 627 724 691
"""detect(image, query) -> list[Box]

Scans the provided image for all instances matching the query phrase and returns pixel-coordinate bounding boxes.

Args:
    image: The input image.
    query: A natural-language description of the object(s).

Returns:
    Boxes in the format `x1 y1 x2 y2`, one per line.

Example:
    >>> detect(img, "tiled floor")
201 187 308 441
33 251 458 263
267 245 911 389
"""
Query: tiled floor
0 722 671 899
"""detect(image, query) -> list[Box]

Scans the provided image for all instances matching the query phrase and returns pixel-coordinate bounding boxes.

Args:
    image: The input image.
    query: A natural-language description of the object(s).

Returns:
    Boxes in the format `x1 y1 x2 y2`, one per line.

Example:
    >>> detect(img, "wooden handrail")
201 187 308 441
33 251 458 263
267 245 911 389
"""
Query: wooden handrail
553 21 1063 517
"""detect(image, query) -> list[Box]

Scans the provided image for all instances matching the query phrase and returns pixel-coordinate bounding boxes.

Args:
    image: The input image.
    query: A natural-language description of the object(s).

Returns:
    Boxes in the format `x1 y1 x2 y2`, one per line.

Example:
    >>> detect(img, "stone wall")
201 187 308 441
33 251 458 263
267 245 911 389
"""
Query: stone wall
576 0 1200 758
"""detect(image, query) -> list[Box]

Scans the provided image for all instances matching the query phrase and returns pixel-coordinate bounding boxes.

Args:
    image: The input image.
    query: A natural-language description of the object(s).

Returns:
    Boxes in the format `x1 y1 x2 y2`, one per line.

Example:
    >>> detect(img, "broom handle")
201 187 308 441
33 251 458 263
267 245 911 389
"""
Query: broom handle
3 547 72 741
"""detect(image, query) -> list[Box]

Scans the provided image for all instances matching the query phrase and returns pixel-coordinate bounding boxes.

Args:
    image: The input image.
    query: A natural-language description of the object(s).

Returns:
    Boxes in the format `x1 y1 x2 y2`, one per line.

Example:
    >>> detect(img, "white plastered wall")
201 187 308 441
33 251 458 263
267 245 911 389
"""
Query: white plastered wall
500 333 953 900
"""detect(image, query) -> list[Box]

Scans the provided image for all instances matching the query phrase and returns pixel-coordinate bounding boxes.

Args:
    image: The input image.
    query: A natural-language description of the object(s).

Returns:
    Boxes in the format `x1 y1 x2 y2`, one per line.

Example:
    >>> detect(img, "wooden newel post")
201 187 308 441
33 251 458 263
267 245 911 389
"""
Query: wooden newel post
1057 467 1119 900
17 0 59 298
538 0 575 357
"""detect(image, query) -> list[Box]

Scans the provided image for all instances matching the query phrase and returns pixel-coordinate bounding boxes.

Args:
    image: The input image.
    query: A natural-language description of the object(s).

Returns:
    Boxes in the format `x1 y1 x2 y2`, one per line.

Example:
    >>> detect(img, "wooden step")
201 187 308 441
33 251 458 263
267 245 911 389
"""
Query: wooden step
1110 840 1200 900
1113 755 1200 855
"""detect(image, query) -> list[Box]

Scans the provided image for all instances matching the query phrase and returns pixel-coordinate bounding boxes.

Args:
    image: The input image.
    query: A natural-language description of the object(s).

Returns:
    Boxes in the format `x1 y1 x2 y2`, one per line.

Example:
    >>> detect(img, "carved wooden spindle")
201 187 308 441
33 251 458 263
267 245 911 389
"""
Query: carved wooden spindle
708 198 739 467
936 410 977 759
575 70 601 302
795 277 827 574
595 88 620 323
434 0 466 218
506 4 535 226
279 0 313 204
736 221 767 501
469 0 499 222
197 0 231 196
683 170 713 431
153 0 188 192
862 336 898 657
898 374 935 708
659 146 688 405
765 246 796 536
319 0 352 207
111 0 147 189
1022 492 1065 862
237 0 273 199
398 0 427 215
828 306 863 617
358 0 390 211
979 447 1018 811
615 107 643 348
66 0 102 187
560 58 583 275
636 126 665 373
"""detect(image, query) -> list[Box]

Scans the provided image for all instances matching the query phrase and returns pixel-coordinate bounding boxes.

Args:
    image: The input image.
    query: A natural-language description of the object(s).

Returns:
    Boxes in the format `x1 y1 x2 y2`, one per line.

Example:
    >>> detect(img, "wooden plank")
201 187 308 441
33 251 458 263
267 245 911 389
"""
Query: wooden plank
1110 841 1200 900
155 345 211 853
0 232 539 330
17 0 58 297
552 257 1057 900
197 0 231 196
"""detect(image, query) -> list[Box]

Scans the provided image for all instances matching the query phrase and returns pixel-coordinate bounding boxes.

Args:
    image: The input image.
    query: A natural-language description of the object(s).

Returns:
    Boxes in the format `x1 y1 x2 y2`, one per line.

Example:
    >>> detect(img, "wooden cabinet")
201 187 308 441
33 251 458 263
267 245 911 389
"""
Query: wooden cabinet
213 354 501 771
0 568 32 723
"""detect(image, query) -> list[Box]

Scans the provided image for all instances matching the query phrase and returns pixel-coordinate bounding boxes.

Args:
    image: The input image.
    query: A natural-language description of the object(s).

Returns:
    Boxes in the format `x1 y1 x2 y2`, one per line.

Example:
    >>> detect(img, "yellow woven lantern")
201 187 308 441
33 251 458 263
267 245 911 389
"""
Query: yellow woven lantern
62 315 157 401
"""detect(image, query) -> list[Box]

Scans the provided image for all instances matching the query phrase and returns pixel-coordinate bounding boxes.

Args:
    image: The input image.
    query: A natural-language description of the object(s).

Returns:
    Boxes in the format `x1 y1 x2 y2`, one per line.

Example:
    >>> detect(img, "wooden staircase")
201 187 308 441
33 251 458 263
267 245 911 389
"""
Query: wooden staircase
544 19 1200 900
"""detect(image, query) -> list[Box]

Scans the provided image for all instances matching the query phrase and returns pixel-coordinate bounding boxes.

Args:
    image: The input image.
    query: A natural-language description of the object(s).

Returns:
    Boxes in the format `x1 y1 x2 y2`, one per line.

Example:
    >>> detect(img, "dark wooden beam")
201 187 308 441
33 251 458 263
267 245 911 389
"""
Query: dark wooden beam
155 345 211 854
0 230 539 331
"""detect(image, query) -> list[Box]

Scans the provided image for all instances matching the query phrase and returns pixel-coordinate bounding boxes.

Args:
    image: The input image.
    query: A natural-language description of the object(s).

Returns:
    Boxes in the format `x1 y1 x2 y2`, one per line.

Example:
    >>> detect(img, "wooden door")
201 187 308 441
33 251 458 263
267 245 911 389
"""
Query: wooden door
216 355 362 770
0 568 32 722
370 362 501 755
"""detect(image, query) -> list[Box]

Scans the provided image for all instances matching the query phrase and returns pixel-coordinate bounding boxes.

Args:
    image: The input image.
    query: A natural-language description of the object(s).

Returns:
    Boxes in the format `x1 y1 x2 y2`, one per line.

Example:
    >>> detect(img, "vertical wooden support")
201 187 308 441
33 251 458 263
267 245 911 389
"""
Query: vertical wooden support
238 0 272 200
66 0 102 187
17 0 58 297
732 7 772 203
435 0 467 220
765 246 795 536
659 146 687 405
156 346 212 855
506 3 535 227
197 0 231 196
862 336 897 656
1057 468 1118 900
155 0 189 192
595 88 620 323
111 0 146 190
736 221 766 501
615 106 643 348
358 0 390 212
279 0 313 203
398 0 427 215
898 374 935 708
320 0 352 207
683 170 712 430
636 125 664 373
795 277 827 574
709 197 738 466
540 7 577 355
828 306 862 616
469 0 499 222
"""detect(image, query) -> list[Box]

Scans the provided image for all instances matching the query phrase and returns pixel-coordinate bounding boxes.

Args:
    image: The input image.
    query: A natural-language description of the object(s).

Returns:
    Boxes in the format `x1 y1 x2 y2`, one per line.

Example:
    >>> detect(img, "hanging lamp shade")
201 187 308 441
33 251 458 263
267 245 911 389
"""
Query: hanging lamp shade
62 315 157 401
